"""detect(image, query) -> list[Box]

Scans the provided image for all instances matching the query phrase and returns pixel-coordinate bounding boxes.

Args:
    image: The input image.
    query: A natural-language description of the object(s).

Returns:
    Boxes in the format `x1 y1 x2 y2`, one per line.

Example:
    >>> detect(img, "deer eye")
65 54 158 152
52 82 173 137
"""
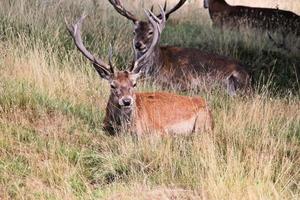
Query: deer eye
111 84 116 89
148 31 153 35
133 83 137 88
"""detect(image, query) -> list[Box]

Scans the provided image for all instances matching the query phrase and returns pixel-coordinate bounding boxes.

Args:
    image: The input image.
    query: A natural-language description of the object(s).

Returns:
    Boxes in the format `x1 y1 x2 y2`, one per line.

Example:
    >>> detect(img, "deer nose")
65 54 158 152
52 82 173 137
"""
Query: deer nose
135 41 142 49
122 98 132 106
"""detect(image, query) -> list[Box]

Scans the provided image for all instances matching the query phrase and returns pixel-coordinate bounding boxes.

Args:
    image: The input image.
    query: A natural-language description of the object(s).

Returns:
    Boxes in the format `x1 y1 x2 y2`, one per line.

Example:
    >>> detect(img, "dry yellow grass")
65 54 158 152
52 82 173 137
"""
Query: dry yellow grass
1 38 299 199
0 0 299 199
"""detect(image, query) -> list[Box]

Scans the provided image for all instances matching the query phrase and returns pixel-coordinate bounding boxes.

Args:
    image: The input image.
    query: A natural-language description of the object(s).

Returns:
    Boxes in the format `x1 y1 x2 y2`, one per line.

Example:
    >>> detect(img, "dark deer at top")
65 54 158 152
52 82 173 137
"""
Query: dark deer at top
203 0 300 35
109 0 251 96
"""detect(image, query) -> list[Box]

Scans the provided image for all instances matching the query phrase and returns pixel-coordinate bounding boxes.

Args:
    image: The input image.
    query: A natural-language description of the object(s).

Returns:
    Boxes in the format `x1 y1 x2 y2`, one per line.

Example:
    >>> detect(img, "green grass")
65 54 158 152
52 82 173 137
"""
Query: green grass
0 0 299 199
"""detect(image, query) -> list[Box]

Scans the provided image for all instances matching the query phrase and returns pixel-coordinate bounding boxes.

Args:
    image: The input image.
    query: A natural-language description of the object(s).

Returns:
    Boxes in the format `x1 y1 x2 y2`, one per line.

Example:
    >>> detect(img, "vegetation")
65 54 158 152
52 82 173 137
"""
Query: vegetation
0 0 299 199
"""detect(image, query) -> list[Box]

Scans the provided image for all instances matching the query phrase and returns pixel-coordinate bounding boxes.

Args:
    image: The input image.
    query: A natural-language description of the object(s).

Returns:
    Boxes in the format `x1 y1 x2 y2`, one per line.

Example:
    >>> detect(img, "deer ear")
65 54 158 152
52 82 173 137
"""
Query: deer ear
130 72 141 81
93 63 113 81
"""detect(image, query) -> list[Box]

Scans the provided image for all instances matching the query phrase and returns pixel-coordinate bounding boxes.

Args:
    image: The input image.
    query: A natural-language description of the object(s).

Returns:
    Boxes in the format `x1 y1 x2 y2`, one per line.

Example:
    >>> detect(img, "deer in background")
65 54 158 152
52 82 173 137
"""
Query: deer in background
109 0 251 96
203 0 300 36
65 9 213 136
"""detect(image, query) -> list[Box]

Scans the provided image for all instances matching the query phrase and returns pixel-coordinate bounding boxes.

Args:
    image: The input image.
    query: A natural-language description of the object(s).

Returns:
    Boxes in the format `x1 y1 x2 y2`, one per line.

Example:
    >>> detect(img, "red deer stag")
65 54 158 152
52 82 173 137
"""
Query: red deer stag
65 10 213 136
203 0 300 35
109 0 251 96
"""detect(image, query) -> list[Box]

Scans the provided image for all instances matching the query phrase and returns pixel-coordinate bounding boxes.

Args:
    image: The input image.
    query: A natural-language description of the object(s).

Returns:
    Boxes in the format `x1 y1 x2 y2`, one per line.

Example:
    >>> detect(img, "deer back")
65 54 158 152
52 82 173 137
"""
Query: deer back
205 0 300 35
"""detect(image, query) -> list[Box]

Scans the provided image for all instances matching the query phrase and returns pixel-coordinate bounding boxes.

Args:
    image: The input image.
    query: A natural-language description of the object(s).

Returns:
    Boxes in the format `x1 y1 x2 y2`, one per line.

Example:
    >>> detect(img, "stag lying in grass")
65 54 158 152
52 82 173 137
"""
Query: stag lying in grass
109 0 251 96
203 0 300 36
65 10 213 136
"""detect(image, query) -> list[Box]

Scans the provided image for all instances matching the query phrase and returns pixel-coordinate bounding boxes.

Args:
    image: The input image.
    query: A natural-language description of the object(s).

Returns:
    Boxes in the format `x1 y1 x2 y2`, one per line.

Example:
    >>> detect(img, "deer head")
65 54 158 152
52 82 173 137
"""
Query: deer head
65 9 164 109
108 0 186 57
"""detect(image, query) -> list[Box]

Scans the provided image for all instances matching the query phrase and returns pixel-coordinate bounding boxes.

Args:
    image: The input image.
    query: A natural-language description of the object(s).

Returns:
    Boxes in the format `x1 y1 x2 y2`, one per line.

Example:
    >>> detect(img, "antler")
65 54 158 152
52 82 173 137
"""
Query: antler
108 0 138 23
148 6 166 33
65 15 114 78
131 6 166 74
157 0 186 20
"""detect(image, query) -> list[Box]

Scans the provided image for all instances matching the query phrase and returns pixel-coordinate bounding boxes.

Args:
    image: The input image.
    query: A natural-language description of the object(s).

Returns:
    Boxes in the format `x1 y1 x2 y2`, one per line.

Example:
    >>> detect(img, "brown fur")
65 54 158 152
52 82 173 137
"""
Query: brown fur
204 0 300 35
109 0 251 95
132 16 251 95
103 72 213 136
135 92 213 135
157 46 250 91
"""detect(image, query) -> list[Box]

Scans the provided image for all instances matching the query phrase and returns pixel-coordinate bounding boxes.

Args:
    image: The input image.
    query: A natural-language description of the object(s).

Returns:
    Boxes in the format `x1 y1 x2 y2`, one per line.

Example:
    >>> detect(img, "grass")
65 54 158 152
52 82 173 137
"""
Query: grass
0 0 299 199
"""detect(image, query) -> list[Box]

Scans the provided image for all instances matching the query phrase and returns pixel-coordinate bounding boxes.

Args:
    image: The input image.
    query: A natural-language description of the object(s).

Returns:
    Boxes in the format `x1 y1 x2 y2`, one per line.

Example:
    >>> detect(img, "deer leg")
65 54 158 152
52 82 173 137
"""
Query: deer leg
192 108 214 133
226 75 238 96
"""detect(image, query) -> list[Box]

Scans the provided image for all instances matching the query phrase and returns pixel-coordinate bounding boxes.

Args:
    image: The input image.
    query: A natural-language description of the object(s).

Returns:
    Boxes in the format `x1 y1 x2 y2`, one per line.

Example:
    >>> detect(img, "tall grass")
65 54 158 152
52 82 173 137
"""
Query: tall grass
0 0 299 199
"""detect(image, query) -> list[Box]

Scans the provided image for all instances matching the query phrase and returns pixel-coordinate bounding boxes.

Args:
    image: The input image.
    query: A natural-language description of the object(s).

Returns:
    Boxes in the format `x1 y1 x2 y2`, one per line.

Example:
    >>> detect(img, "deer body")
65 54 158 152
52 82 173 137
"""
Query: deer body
204 0 300 35
104 86 213 135
140 45 250 93
66 9 213 136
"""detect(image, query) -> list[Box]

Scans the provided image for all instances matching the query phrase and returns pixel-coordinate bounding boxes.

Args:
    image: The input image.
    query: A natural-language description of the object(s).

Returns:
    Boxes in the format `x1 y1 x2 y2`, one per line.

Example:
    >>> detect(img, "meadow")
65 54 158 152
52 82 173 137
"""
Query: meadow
0 0 299 199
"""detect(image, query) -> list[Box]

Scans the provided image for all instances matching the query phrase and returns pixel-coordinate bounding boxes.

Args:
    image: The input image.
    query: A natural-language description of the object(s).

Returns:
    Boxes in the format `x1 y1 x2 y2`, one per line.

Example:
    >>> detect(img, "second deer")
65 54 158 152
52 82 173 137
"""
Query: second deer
108 0 251 96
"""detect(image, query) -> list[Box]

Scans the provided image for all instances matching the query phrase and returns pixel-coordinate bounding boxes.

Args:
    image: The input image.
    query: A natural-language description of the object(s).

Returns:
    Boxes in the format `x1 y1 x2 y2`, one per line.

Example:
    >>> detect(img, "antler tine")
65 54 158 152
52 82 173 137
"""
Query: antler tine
157 0 187 19
65 14 113 76
163 1 167 12
108 0 138 22
108 44 115 73
129 39 138 72
150 5 154 12
131 8 164 74
149 5 166 33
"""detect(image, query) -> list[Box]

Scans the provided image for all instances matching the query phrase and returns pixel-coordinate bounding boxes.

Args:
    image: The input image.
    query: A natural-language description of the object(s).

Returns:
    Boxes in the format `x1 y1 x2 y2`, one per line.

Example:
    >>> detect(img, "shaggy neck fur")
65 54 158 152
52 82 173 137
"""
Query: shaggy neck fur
103 94 135 135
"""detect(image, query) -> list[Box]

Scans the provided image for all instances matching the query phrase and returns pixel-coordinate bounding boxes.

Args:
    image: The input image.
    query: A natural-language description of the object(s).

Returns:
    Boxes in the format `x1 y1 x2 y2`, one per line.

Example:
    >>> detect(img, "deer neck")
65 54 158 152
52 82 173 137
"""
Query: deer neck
103 94 136 135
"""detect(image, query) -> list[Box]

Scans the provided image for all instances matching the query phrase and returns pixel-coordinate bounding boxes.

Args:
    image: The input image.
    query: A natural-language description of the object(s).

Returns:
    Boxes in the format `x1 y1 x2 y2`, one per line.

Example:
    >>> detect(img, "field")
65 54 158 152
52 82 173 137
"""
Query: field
0 0 299 199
